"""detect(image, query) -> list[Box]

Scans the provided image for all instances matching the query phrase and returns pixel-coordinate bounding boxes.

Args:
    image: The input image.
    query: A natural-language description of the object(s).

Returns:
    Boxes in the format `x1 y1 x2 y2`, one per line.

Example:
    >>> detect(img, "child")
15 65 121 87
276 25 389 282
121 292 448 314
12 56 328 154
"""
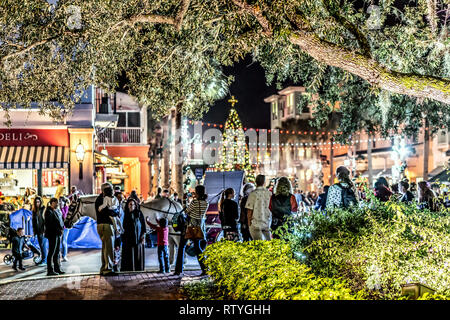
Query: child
99 187 123 236
11 228 29 271
146 217 169 273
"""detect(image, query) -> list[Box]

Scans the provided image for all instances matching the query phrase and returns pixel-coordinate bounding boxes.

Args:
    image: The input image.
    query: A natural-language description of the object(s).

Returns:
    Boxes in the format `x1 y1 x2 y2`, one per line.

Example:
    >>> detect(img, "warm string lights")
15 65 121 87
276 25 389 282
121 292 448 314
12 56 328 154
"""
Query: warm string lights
187 120 438 136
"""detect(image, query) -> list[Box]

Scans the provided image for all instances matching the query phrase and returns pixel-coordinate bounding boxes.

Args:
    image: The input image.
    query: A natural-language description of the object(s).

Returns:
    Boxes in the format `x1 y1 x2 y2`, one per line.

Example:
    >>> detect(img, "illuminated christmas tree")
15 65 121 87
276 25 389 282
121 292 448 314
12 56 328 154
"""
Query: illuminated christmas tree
216 96 255 182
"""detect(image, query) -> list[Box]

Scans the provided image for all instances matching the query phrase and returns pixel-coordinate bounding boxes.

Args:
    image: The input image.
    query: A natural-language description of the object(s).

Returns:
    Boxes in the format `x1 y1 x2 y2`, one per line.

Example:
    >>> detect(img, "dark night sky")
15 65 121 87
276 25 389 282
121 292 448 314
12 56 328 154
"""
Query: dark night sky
203 55 296 129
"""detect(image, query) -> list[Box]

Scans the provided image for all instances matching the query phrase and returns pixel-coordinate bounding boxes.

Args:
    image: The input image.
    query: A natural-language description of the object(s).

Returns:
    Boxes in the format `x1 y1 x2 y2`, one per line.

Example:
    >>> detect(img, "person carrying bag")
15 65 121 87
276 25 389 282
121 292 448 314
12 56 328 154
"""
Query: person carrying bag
174 185 209 276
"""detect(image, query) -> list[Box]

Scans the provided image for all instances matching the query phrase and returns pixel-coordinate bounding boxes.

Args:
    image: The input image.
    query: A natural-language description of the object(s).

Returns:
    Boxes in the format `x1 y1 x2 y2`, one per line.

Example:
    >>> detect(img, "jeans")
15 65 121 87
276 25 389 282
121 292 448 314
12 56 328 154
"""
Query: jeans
240 223 252 241
168 234 180 265
13 253 23 269
61 228 70 258
157 245 170 272
175 236 206 274
36 234 48 263
249 225 272 241
47 235 62 273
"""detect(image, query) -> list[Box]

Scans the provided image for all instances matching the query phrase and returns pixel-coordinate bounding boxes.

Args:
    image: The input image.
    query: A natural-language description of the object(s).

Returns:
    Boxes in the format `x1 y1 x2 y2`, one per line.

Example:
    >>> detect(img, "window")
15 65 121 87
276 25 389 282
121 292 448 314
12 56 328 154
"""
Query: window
438 130 447 144
298 148 305 160
127 112 140 127
287 94 294 108
272 101 278 120
306 148 312 159
117 112 126 127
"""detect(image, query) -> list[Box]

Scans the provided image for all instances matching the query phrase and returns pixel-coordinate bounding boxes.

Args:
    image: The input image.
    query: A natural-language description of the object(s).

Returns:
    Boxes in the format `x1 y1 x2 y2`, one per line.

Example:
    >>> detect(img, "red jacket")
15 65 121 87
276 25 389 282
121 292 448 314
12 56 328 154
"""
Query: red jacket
146 220 169 246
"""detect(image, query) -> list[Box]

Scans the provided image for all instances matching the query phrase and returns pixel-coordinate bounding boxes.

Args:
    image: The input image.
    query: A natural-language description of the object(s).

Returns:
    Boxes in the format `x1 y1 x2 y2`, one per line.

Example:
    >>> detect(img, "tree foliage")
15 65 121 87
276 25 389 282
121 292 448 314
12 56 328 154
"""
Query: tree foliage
0 0 449 133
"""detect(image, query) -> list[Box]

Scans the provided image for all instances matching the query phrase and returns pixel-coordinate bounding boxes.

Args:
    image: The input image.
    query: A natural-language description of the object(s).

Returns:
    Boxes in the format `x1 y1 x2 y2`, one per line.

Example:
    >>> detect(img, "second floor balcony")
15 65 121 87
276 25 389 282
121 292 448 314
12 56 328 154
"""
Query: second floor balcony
97 127 143 144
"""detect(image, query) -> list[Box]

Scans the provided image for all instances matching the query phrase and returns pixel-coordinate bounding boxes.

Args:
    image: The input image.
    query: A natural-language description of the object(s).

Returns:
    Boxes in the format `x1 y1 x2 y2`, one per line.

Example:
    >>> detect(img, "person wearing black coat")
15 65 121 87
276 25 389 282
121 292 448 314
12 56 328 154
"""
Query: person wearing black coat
32 196 47 265
399 180 414 204
121 198 146 271
239 183 256 241
44 198 65 276
314 185 330 212
219 188 240 242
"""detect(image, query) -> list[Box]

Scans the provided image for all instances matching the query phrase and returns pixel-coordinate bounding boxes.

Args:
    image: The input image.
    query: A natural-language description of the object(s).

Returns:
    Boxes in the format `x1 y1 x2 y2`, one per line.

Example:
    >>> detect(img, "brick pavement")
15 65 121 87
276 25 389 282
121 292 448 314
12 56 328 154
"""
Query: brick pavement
0 271 206 300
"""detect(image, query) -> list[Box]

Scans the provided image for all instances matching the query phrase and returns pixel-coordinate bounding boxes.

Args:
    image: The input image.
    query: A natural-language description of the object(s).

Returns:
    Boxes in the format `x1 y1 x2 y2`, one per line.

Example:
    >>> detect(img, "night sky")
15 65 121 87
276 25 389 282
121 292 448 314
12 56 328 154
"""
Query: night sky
203 55 296 129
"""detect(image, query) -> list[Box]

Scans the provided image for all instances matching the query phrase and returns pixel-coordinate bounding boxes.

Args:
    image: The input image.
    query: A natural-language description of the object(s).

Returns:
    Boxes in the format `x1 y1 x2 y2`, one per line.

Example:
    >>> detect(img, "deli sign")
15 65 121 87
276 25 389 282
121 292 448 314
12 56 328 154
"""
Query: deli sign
0 129 69 146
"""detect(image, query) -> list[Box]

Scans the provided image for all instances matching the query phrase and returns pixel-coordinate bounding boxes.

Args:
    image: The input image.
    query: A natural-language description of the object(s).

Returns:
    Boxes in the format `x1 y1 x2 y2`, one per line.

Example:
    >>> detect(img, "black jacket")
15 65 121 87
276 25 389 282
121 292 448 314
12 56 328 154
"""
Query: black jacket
44 207 64 238
122 209 146 246
220 199 239 230
95 194 119 225
11 235 25 255
32 206 45 235
314 192 328 211
400 191 414 203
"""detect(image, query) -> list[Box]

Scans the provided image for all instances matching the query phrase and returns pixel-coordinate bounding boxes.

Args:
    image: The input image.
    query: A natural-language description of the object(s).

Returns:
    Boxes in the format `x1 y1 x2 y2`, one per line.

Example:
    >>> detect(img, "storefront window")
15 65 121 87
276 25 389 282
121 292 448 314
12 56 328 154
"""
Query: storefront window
42 169 68 197
0 169 68 198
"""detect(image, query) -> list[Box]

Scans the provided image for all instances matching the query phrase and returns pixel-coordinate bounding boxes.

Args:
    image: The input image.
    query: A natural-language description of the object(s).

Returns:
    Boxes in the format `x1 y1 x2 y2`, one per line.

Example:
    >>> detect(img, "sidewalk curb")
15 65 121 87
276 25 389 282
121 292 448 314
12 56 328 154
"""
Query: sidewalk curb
0 267 202 286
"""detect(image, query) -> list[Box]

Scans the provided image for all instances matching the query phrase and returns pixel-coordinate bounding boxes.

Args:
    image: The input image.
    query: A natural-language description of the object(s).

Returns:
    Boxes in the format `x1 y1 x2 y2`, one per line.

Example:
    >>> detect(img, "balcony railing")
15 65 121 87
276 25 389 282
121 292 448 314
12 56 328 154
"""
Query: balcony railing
98 127 142 144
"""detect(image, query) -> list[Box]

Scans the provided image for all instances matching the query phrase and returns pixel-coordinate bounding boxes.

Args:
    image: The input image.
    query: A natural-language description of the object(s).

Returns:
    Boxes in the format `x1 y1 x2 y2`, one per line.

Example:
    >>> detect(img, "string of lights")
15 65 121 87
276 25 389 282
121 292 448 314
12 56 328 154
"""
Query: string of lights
187 120 437 135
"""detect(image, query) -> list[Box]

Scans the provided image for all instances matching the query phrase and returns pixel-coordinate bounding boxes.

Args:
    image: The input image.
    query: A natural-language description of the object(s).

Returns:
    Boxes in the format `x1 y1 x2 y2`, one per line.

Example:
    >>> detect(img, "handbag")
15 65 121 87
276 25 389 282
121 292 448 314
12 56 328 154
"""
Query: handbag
185 226 204 240
184 200 205 240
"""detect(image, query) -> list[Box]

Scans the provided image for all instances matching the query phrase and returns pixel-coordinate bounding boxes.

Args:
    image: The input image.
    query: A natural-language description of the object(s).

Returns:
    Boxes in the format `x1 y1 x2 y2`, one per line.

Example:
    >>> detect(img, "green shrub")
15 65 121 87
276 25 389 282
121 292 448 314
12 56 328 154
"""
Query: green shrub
181 279 223 300
279 201 450 299
201 240 364 300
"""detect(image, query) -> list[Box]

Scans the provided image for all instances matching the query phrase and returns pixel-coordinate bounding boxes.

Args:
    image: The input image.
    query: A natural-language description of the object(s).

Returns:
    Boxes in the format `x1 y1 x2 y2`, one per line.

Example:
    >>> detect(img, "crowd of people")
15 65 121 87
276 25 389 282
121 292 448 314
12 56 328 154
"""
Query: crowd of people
9 167 449 276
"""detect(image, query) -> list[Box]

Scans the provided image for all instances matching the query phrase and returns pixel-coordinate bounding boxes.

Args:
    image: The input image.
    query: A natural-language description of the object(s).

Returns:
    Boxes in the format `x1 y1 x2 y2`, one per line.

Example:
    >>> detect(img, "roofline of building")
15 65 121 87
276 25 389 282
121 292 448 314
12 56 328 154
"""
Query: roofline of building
263 95 280 103
278 86 306 95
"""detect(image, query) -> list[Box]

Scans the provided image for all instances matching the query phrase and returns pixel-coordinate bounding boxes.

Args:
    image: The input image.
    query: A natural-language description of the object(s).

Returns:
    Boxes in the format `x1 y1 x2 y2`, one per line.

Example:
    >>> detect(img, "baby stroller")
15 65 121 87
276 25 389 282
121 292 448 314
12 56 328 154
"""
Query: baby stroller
3 227 42 266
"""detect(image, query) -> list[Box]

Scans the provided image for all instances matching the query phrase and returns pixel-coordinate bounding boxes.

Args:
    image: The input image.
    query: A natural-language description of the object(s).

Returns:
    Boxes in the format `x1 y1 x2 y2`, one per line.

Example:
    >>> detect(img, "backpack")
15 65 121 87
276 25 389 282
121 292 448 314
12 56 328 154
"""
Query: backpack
172 211 186 232
337 183 357 208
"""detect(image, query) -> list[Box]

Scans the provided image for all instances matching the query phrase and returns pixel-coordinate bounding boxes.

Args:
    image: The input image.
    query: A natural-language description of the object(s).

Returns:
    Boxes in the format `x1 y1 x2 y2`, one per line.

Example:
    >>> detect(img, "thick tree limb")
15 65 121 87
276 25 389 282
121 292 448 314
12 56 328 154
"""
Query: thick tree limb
427 0 438 35
1 34 60 62
174 0 191 30
232 0 450 105
231 0 272 36
321 0 372 57
109 0 190 32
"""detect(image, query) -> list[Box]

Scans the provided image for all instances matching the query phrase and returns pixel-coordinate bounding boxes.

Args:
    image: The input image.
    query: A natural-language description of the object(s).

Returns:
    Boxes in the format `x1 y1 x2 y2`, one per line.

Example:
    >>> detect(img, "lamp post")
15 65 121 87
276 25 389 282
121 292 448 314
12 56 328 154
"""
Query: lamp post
75 140 85 180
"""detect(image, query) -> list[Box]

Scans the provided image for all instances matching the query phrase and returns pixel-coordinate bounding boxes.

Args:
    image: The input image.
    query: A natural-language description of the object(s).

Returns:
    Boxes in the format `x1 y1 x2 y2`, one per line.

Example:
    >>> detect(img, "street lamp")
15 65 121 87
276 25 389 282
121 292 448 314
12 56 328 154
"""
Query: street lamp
75 140 85 180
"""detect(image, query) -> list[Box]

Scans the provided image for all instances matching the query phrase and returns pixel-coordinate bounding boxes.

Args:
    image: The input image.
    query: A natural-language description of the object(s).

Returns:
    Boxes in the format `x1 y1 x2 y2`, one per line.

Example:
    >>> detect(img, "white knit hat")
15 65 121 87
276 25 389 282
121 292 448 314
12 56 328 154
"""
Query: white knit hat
101 182 113 192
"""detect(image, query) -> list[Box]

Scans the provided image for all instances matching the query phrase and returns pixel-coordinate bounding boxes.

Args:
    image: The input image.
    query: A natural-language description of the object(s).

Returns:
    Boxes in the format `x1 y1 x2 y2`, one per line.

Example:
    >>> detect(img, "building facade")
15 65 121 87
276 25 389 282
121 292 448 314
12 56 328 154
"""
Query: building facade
265 86 450 190
0 86 96 197
264 86 331 192
95 89 150 199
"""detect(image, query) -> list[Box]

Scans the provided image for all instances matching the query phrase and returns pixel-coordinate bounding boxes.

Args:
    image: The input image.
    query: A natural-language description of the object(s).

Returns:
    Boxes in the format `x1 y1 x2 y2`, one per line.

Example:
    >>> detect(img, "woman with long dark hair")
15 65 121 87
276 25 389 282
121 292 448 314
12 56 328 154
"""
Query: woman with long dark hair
32 196 47 265
121 198 146 271
239 183 256 241
326 166 358 209
218 188 240 242
374 177 393 202
417 181 437 211
174 185 209 276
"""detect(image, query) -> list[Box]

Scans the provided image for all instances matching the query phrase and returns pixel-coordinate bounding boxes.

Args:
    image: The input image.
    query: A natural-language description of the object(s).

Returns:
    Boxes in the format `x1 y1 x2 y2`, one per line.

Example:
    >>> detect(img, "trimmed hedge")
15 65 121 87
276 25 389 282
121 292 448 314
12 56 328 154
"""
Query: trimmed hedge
201 240 364 300
278 200 450 299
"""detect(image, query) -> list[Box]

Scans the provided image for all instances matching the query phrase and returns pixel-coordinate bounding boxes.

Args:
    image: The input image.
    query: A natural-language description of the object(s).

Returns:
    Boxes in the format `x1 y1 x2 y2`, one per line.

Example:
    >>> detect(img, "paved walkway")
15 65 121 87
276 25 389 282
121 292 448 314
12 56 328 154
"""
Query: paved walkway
0 271 206 300
0 247 200 283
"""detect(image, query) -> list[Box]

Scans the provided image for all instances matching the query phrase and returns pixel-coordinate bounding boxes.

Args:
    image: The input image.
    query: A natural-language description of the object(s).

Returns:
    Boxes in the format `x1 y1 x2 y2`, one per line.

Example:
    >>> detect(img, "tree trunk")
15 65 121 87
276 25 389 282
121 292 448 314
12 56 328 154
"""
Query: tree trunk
173 104 184 197
367 133 373 188
330 139 334 184
423 118 430 181
162 116 170 189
